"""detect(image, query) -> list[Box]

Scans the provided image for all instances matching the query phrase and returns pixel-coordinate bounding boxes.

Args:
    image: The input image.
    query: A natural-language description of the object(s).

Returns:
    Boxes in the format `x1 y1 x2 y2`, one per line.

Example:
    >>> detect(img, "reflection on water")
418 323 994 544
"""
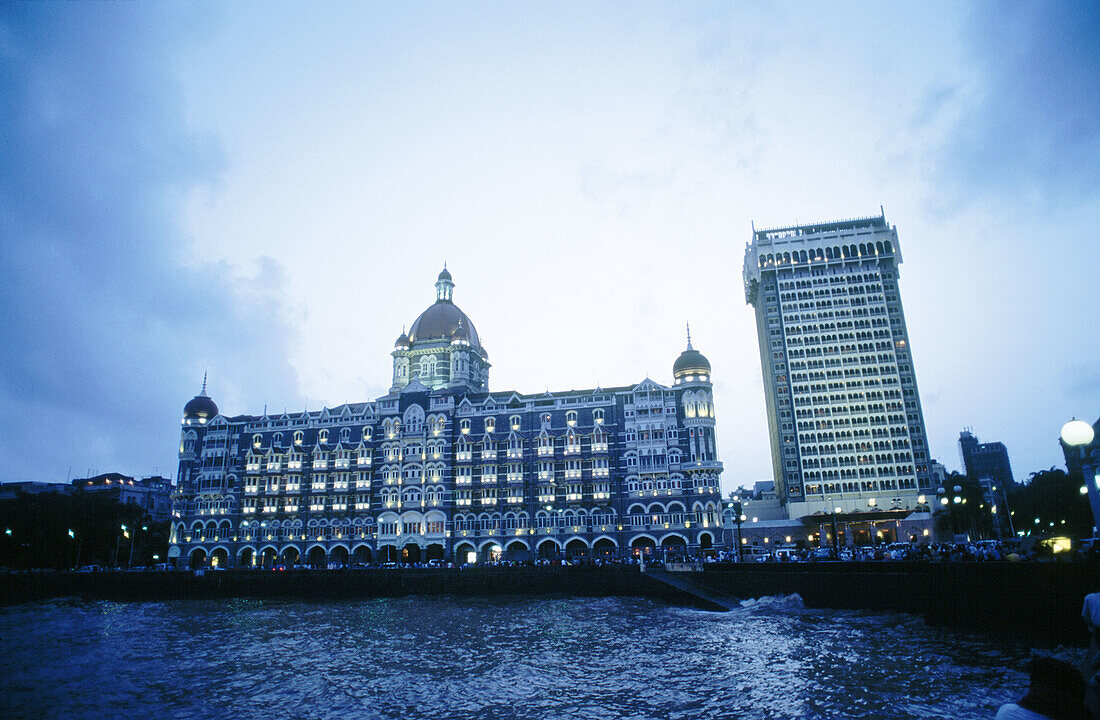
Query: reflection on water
0 595 1029 719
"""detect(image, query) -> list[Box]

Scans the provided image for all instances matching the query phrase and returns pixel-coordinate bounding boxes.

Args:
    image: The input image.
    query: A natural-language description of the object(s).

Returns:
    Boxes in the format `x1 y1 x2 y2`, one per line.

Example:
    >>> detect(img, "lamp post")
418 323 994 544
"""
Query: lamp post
867 498 877 546
823 502 841 559
1062 419 1099 538
936 485 966 541
127 524 147 568
727 498 744 562
114 524 130 568
992 484 1015 538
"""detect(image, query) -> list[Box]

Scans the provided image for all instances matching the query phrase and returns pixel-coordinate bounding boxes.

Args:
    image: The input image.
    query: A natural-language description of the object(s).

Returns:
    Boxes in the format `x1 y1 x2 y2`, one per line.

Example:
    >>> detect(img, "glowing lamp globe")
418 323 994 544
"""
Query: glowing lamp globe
1061 419 1095 447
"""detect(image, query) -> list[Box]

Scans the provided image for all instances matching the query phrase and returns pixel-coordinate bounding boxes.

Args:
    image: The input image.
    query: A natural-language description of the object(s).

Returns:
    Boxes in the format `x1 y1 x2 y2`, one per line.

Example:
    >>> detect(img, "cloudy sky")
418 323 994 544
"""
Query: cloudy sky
1 1 1097 490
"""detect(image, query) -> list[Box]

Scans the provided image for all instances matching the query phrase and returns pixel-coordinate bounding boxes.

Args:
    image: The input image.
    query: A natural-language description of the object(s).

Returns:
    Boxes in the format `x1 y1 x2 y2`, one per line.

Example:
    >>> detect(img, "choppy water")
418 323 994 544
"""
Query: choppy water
1 594 1029 720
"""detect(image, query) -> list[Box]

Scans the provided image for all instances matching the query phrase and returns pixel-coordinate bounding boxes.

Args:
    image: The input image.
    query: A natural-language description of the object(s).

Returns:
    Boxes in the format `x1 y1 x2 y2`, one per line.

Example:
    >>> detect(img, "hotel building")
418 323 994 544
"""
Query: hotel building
170 269 723 567
743 213 934 520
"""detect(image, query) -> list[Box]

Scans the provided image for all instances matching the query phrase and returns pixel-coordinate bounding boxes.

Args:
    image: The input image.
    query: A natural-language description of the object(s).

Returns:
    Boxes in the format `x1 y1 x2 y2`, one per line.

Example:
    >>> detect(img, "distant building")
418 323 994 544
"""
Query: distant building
752 480 776 500
72 473 173 524
958 429 1014 487
930 461 948 491
0 482 73 501
743 212 934 519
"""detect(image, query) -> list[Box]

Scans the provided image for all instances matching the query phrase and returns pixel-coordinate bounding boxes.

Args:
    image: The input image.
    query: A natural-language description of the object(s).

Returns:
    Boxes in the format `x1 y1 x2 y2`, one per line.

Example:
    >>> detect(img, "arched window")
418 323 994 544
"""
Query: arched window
319 429 328 445
419 355 437 378
403 405 425 434
293 430 303 445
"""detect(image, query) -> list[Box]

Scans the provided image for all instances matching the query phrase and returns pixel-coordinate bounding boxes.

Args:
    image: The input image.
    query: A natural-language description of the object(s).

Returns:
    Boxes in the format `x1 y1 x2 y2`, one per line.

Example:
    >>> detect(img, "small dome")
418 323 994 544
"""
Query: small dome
673 327 710 380
184 394 218 420
673 348 711 379
438 266 452 282
451 318 472 345
395 330 410 350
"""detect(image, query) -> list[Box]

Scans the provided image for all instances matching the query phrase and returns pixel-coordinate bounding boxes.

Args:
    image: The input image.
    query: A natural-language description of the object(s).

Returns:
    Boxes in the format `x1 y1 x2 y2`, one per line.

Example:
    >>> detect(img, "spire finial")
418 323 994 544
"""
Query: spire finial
201 371 207 396
686 322 693 350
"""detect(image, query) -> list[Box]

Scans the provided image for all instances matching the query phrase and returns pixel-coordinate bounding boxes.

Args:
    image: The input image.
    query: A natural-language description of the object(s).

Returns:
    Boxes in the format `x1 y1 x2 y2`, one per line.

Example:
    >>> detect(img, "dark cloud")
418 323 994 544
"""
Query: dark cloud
937 0 1100 205
0 5 302 482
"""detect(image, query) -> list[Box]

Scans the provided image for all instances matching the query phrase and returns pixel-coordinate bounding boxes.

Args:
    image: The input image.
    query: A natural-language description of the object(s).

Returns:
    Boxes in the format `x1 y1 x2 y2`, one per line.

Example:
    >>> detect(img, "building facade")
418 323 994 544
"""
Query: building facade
743 213 933 519
73 473 173 524
958 429 1014 487
169 270 724 568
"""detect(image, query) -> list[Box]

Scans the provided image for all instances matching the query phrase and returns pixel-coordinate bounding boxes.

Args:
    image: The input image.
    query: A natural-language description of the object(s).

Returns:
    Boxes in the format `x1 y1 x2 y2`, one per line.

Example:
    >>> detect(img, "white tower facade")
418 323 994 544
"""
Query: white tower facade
743 213 934 518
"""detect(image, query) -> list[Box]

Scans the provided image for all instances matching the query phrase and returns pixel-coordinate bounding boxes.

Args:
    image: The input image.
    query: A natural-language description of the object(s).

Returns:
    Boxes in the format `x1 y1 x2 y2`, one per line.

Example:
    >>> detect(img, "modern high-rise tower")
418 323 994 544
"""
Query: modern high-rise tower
743 213 933 518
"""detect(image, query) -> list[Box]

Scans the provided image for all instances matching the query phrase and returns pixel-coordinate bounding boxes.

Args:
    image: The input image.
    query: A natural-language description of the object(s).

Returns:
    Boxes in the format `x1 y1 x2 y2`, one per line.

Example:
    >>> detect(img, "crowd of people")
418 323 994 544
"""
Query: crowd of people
715 538 1100 563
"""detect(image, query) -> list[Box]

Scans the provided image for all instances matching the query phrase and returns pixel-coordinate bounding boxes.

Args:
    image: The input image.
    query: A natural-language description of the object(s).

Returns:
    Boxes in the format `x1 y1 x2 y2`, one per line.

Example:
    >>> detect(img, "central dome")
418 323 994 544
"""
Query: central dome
408 302 481 347
407 267 481 347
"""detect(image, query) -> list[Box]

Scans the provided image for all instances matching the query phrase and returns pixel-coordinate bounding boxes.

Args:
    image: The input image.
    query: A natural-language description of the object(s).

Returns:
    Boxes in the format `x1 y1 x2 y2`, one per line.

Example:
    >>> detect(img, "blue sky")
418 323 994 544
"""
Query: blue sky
1 1 1097 489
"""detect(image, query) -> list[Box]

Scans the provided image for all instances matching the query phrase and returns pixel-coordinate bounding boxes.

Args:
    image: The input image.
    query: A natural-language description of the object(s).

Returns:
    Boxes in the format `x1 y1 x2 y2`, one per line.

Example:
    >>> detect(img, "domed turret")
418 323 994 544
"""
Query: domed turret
451 317 472 346
391 266 491 393
183 373 218 422
434 263 454 302
395 327 410 350
673 324 711 382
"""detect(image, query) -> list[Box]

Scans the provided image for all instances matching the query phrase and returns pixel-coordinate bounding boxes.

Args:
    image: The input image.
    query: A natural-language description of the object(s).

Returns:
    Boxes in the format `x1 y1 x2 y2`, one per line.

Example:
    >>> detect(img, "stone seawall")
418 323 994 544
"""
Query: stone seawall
696 561 1099 646
3 562 1096 646
1 566 691 607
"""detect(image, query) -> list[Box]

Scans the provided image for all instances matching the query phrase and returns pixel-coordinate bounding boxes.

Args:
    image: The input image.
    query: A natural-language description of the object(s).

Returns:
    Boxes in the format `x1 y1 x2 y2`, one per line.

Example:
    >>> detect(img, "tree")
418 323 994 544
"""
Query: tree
0 490 168 569
1007 468 1092 538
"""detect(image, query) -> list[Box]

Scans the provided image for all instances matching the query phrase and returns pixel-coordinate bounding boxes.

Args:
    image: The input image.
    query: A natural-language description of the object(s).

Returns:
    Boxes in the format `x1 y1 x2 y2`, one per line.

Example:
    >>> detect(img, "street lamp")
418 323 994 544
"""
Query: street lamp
867 498 877 546
727 498 744 562
937 485 966 540
827 505 842 559
1062 419 1099 538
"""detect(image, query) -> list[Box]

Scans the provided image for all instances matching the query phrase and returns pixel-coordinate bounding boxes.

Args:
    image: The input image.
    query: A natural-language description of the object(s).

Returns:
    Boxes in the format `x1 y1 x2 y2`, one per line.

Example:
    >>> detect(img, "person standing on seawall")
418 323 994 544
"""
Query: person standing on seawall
995 655 1088 720
1083 593 1100 719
